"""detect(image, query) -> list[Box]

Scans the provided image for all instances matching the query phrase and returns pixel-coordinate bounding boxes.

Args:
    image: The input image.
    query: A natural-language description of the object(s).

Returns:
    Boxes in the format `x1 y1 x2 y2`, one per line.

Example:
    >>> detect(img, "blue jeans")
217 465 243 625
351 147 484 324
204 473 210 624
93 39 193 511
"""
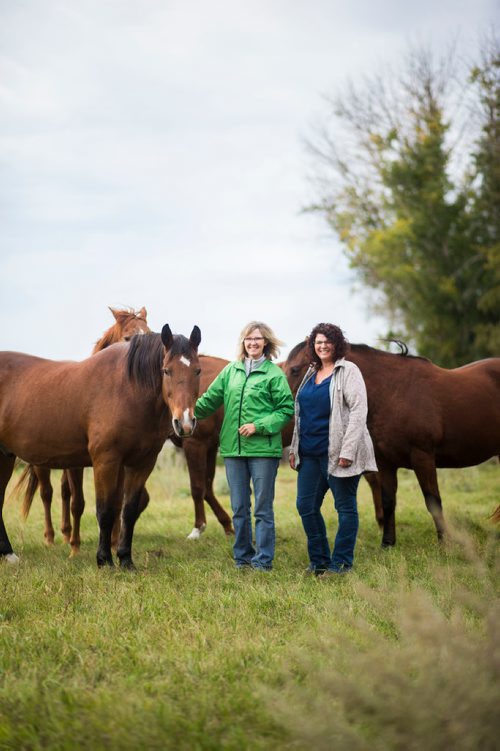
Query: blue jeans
296 455 360 572
224 457 279 569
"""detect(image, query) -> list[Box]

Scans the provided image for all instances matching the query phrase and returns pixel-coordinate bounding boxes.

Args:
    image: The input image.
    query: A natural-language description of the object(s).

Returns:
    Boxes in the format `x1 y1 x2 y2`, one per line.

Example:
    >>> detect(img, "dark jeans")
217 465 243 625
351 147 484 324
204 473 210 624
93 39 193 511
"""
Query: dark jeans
296 454 361 572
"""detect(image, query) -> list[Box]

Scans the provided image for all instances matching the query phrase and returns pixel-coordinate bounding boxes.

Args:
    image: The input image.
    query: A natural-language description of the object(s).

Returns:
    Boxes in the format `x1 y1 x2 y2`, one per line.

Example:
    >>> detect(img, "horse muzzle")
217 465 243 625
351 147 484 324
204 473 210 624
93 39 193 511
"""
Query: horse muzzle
172 414 197 438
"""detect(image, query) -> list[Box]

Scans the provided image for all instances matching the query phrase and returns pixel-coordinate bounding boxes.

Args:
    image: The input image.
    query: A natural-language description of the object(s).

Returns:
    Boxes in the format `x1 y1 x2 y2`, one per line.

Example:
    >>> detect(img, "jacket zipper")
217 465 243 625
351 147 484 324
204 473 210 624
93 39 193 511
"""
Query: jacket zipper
237 372 249 456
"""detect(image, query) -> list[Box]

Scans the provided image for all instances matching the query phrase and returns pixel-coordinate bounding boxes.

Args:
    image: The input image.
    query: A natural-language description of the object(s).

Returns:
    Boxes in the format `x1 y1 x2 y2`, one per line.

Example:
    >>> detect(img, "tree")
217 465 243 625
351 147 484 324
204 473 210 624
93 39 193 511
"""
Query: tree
307 38 500 366
467 36 500 356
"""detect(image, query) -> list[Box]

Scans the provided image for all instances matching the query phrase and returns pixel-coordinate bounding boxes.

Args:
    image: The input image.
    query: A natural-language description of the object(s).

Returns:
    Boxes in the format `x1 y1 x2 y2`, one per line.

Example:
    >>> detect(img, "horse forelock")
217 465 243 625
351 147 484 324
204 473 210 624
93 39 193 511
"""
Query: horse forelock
165 335 198 363
114 307 144 323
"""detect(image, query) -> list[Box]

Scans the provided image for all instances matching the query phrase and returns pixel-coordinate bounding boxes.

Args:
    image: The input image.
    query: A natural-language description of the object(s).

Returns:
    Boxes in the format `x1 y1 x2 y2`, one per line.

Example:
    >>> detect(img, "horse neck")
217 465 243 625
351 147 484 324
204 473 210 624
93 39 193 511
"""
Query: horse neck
92 325 123 354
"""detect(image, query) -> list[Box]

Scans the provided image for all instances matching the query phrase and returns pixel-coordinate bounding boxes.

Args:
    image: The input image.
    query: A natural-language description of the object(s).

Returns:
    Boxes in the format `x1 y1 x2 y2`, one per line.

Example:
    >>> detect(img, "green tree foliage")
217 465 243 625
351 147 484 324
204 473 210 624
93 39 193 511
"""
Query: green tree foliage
308 39 500 366
468 40 500 356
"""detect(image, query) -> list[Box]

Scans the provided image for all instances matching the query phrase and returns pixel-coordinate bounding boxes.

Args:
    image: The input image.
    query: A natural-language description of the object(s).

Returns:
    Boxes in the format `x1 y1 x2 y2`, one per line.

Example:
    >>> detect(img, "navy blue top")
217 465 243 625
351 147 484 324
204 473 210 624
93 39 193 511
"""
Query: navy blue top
298 374 332 456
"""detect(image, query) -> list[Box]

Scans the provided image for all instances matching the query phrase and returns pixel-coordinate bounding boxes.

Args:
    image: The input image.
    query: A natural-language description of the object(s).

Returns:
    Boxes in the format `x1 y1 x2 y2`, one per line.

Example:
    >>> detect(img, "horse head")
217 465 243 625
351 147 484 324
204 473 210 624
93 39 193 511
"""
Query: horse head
109 306 150 341
283 339 310 396
160 324 202 438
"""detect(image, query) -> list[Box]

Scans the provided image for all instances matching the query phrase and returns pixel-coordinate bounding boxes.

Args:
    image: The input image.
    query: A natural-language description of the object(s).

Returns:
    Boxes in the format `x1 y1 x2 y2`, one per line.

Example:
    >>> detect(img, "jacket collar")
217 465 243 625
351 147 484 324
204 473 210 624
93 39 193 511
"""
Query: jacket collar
234 357 272 373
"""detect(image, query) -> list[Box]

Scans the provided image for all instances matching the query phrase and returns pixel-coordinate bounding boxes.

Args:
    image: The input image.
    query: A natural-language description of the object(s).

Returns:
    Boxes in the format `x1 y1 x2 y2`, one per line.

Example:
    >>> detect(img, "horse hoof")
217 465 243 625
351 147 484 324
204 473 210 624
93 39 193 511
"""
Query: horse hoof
3 553 20 565
97 557 114 568
119 559 136 571
187 524 206 540
224 526 235 536
381 541 395 549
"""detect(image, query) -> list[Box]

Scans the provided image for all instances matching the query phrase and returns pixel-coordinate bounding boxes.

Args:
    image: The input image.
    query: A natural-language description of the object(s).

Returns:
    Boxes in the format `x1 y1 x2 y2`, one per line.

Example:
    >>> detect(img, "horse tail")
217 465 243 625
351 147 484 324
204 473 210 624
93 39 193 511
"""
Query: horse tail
489 505 500 524
15 464 40 519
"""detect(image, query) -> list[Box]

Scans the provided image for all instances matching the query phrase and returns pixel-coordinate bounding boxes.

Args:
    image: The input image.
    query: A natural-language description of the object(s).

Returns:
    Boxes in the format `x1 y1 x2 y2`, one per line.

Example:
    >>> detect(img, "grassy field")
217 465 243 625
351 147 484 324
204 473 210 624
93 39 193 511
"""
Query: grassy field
1 451 498 750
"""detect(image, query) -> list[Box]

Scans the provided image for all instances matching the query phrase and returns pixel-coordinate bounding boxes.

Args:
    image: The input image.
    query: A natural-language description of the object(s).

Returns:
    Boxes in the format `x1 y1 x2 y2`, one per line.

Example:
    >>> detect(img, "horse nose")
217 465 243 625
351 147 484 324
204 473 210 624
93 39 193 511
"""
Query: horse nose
172 414 197 437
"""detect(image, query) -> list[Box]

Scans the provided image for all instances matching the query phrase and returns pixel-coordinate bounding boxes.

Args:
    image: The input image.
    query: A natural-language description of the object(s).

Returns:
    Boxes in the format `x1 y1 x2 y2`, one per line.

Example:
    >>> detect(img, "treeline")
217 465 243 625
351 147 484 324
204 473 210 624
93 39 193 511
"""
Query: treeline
307 33 499 367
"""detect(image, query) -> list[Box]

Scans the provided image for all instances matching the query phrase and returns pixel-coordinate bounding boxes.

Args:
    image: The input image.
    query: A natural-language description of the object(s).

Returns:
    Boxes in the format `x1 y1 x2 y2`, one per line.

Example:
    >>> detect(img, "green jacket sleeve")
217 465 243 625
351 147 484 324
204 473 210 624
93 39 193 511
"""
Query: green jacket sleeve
194 366 227 420
253 371 294 435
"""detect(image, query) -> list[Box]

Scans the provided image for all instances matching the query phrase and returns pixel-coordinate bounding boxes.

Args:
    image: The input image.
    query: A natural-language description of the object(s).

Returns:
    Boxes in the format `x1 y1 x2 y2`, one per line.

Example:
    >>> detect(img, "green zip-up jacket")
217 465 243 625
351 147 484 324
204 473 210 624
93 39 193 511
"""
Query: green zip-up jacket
194 359 294 458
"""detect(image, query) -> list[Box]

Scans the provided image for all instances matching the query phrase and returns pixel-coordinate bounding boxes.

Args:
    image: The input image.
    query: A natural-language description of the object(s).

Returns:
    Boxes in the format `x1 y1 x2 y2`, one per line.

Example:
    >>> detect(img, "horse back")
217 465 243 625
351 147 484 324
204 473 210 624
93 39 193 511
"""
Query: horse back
0 348 131 466
348 348 500 467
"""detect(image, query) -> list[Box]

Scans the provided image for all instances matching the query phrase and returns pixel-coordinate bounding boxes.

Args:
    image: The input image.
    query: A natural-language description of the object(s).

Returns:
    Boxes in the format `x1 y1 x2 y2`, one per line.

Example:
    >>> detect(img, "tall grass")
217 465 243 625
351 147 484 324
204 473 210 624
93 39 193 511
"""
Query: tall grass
0 453 498 750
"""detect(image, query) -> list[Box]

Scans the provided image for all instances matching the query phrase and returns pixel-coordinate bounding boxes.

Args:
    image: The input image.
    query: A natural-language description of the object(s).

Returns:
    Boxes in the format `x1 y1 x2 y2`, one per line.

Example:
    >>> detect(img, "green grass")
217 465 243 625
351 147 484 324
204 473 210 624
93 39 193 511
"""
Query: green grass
1 453 498 750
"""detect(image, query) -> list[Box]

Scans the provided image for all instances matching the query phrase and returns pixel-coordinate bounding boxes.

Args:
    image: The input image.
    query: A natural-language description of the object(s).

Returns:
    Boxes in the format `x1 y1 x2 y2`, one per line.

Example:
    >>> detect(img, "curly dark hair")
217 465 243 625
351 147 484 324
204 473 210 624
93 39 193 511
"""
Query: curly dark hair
307 323 349 368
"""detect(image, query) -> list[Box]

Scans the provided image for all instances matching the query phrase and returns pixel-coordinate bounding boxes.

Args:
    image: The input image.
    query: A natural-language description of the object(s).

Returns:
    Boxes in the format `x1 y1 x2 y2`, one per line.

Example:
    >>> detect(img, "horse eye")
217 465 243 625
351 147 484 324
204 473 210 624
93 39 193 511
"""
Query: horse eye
124 336 131 341
291 366 300 376
195 368 201 376
162 368 171 377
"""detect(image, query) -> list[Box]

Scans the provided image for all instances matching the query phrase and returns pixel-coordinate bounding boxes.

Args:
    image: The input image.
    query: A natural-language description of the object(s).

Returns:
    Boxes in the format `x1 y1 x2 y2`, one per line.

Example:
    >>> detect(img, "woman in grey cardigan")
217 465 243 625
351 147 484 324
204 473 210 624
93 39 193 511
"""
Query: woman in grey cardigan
289 323 377 577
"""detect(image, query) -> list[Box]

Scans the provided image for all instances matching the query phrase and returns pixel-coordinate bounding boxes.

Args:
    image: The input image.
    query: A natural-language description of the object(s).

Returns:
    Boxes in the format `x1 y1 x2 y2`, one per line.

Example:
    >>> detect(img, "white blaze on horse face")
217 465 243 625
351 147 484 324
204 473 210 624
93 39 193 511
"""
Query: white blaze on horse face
180 356 191 367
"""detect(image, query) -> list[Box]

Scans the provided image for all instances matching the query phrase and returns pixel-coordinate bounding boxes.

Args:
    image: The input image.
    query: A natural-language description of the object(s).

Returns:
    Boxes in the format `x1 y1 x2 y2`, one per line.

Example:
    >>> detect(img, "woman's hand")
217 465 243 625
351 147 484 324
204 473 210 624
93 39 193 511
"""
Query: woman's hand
338 457 352 468
289 453 296 470
238 423 256 437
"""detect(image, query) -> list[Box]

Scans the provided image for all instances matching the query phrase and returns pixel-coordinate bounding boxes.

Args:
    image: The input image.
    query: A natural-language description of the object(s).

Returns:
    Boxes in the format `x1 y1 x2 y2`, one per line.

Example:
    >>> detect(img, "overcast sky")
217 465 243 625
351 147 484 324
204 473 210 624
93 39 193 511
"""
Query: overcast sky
1 0 497 362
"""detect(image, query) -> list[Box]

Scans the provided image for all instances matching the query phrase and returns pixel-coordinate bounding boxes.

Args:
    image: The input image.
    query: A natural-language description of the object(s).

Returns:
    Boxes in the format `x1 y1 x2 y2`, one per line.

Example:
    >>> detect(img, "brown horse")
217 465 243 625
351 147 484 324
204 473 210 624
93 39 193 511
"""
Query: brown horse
284 340 500 546
172 355 233 540
20 306 150 553
0 325 201 567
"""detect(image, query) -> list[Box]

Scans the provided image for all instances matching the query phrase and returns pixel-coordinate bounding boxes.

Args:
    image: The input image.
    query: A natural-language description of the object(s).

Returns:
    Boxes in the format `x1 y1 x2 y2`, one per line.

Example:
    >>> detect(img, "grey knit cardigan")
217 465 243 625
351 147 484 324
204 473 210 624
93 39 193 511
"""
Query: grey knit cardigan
289 358 378 477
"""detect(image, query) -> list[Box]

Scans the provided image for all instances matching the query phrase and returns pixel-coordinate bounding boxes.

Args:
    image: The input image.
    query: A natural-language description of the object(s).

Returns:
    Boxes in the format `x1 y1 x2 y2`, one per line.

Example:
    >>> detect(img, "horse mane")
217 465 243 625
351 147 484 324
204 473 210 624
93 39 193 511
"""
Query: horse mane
126 332 197 392
288 338 429 362
350 342 430 362
92 308 144 355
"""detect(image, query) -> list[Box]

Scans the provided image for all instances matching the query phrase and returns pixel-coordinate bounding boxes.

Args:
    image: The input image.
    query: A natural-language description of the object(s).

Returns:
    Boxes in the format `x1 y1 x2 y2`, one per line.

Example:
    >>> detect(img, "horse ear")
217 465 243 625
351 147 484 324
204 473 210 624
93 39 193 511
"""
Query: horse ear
190 326 201 350
109 307 120 322
139 307 147 320
161 324 174 349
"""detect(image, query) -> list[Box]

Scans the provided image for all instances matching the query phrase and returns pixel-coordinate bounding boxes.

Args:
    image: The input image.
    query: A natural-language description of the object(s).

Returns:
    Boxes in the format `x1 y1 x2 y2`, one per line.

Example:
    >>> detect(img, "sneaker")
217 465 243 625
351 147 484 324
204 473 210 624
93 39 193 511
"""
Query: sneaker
251 564 272 572
235 562 252 570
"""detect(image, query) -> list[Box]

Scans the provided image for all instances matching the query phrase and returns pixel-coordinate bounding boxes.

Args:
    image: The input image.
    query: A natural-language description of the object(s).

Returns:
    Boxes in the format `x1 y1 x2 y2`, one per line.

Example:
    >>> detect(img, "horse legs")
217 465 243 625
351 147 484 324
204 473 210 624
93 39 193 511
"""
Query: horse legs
111 484 149 551
60 469 72 543
379 465 398 547
364 471 384 528
93 459 123 567
66 468 85 556
183 439 233 539
410 448 446 541
117 462 156 569
183 441 209 539
34 467 56 545
203 443 233 535
0 454 17 561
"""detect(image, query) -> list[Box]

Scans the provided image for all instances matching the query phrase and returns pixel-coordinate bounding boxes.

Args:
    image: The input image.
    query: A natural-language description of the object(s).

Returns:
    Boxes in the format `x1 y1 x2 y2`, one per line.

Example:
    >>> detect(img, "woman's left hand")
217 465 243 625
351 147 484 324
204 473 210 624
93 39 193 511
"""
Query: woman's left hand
338 457 352 468
238 423 256 436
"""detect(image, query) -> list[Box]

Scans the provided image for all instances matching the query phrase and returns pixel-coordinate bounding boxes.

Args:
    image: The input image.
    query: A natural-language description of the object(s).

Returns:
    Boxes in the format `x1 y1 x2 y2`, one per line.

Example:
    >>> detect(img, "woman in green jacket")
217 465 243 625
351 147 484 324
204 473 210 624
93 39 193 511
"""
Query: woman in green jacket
194 321 294 570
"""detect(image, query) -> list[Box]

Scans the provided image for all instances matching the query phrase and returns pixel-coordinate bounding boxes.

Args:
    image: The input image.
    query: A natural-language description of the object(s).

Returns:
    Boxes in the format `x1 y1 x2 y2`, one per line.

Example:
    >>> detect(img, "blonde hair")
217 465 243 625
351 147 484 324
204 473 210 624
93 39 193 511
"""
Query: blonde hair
236 321 284 361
